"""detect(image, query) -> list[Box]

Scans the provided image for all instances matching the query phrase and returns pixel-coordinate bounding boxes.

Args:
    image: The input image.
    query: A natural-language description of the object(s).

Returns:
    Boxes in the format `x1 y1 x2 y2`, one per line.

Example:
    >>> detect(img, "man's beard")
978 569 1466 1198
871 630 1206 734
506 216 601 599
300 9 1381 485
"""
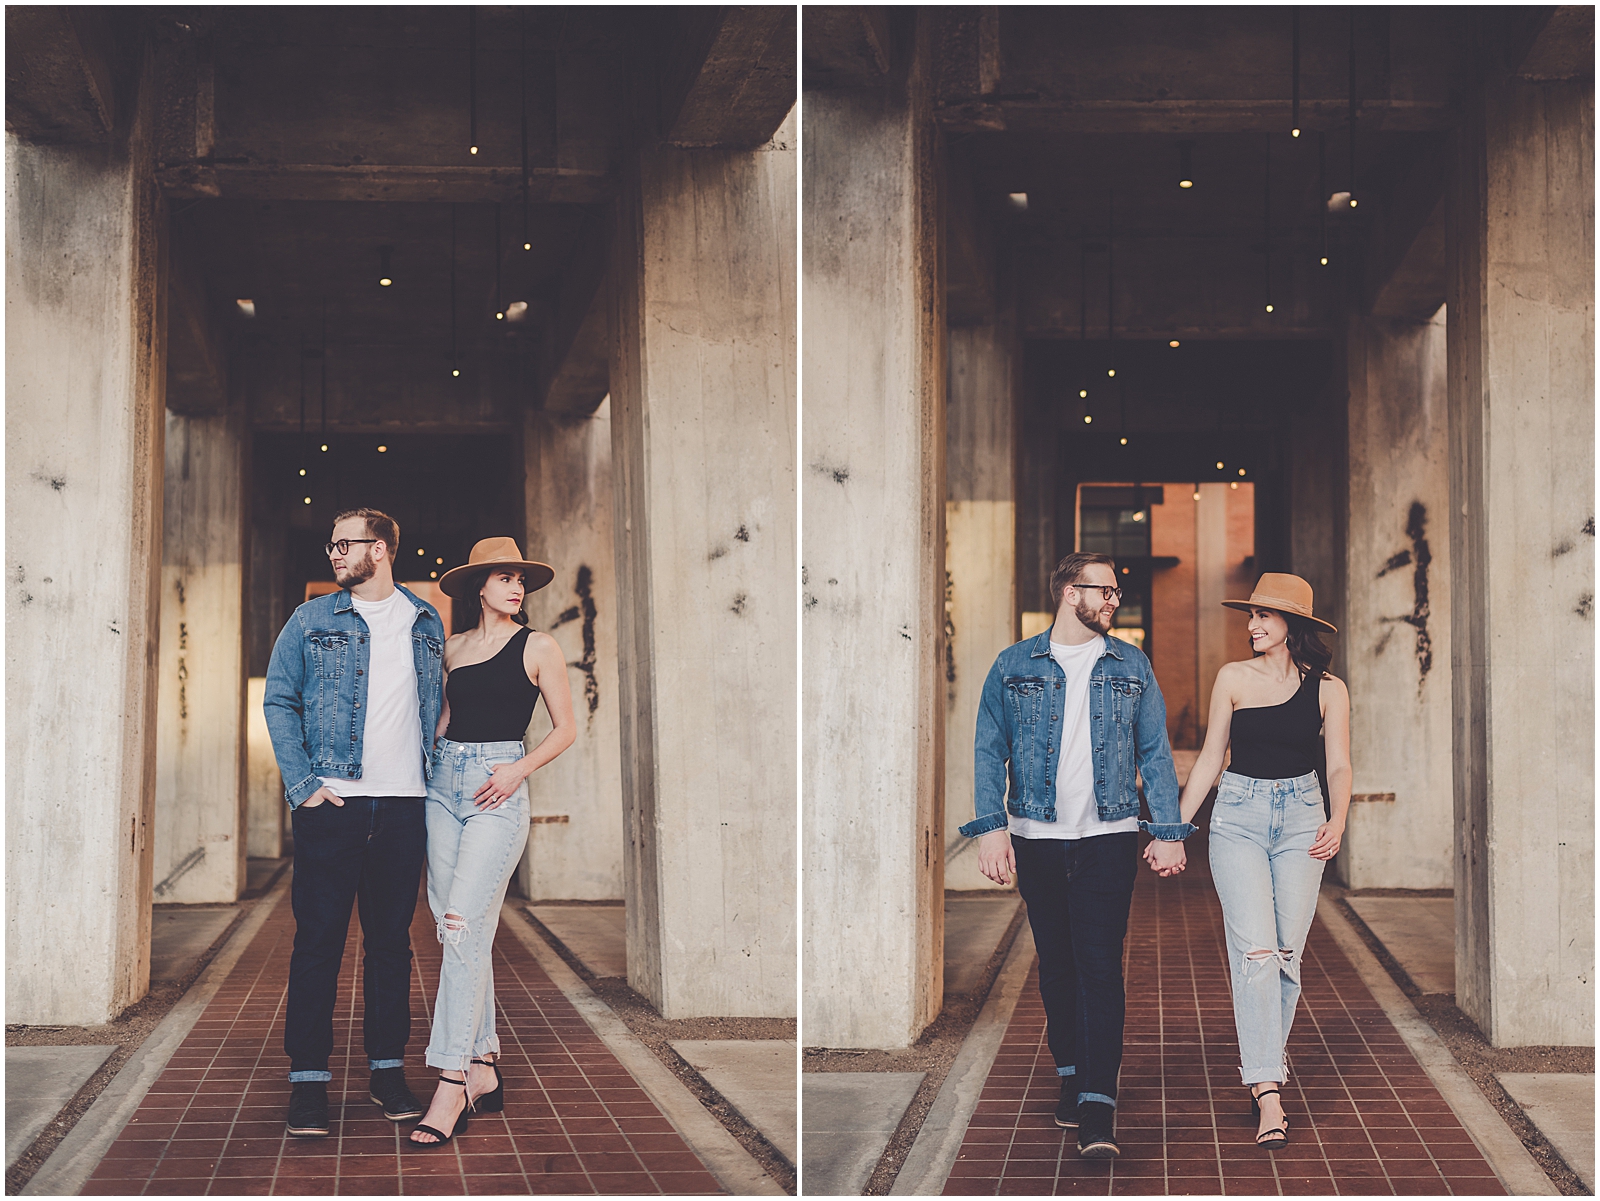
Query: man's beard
334 552 377 587
1076 596 1112 633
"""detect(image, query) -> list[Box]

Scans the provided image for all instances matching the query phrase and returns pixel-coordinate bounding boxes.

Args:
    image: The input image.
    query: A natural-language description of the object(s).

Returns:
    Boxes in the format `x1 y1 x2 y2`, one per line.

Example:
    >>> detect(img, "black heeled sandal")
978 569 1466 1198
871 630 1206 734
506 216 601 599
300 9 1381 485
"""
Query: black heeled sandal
1250 1087 1289 1150
471 1057 505 1114
408 1075 472 1147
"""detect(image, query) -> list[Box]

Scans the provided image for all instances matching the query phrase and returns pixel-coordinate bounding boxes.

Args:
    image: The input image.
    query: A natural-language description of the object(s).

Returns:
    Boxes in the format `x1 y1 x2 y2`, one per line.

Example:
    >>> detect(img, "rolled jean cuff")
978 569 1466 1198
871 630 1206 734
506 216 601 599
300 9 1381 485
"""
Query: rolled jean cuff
288 1070 332 1082
369 1058 403 1070
1056 1065 1077 1077
426 1033 501 1073
1241 1066 1288 1087
1138 820 1196 840
1078 1091 1116 1109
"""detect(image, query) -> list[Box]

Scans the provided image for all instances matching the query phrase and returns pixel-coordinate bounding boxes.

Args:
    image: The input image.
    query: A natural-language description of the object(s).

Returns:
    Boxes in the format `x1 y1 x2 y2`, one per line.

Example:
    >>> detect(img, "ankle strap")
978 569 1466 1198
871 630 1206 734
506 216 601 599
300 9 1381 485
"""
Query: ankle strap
437 1074 468 1086
1253 1087 1281 1099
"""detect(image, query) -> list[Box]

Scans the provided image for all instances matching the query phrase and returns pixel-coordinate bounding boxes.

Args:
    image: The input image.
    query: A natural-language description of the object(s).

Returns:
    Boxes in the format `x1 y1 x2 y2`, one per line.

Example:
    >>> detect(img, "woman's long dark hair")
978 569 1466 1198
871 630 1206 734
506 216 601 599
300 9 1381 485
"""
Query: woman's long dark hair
451 569 530 634
1283 613 1333 679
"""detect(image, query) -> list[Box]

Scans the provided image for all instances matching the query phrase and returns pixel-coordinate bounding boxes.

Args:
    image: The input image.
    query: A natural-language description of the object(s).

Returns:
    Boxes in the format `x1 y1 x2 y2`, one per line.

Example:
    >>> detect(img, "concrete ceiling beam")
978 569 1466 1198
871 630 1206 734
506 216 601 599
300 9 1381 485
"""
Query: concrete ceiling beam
153 162 613 205
5 6 120 143
801 7 894 90
958 100 1456 136
1364 141 1450 321
540 208 612 416
1508 6 1595 80
660 7 797 148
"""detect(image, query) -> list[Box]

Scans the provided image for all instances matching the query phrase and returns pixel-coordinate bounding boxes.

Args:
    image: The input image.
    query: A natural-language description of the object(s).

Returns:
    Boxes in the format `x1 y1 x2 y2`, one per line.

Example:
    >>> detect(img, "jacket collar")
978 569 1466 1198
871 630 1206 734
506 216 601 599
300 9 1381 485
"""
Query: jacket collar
1028 628 1122 659
331 583 423 615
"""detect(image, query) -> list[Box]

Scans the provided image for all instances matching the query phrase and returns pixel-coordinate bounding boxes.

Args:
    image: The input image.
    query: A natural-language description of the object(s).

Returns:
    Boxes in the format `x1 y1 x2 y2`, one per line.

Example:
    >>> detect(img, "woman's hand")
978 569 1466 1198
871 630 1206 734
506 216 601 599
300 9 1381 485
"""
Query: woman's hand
474 761 529 810
1309 820 1345 860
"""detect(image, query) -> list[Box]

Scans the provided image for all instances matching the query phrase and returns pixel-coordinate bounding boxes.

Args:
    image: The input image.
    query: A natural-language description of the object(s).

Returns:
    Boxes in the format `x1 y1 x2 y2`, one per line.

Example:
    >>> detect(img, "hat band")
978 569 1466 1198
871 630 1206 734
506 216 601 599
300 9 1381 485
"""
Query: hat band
1250 593 1313 617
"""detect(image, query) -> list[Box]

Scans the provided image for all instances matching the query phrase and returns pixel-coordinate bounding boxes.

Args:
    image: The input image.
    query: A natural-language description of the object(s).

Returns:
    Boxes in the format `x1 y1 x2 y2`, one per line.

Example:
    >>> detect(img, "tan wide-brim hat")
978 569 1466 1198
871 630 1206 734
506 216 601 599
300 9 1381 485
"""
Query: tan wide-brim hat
437 537 555 599
1221 572 1337 633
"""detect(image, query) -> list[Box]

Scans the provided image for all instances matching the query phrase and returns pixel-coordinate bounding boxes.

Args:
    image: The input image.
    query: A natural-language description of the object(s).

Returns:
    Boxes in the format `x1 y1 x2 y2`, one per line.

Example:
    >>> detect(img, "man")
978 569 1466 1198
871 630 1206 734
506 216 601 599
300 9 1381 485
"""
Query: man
961 552 1192 1157
263 507 446 1137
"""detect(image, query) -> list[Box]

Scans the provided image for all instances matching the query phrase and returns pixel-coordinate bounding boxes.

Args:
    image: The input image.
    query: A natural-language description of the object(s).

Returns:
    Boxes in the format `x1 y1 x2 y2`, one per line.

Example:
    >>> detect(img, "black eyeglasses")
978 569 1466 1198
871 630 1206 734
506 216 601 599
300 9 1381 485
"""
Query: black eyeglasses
1070 582 1123 602
324 538 379 557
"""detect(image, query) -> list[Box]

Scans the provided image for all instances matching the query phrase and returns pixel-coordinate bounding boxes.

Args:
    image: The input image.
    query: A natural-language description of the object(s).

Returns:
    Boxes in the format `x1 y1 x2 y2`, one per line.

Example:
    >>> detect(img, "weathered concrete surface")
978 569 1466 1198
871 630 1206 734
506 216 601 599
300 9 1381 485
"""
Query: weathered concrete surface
1341 310 1453 890
608 108 797 1018
944 322 1016 892
943 893 1021 997
528 904 626 979
670 1040 797 1165
1347 895 1456 996
154 409 248 904
520 403 624 903
1446 68 1595 1047
1497 1073 1595 1191
5 1046 117 1170
803 29 946 1049
148 906 237 981
802 1072 925 1196
5 50 166 1025
244 677 283 858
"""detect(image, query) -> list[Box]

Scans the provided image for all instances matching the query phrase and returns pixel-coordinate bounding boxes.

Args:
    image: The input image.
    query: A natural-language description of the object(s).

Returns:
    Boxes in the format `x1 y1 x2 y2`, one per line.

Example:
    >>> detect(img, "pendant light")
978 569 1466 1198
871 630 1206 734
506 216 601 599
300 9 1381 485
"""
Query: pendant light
297 325 308 488
378 245 394 287
1079 226 1091 421
1263 134 1274 314
450 204 461 377
467 7 479 155
1290 10 1301 137
319 293 328 442
1318 134 1329 265
1177 141 1194 189
520 10 531 251
1109 190 1126 445
1347 13 1358 208
493 206 504 319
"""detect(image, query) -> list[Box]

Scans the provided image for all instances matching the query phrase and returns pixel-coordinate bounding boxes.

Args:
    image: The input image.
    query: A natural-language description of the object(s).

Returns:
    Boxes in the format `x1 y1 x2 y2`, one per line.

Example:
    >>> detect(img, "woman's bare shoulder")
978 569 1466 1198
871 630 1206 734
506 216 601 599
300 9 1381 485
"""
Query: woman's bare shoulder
522 629 562 658
1319 672 1349 697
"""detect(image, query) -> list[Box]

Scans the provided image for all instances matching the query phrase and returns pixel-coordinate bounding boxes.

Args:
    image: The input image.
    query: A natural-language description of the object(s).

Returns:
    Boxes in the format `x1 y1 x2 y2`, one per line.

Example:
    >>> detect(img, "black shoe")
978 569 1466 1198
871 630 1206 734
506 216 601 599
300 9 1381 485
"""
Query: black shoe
369 1066 425 1121
286 1081 330 1137
470 1057 505 1114
1076 1101 1120 1158
1054 1080 1079 1129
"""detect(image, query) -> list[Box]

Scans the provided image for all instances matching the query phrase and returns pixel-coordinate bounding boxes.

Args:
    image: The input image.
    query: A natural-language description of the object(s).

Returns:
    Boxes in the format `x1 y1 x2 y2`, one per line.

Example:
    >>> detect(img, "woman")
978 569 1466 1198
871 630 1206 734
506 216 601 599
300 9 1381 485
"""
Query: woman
1147 573 1350 1151
409 537 576 1147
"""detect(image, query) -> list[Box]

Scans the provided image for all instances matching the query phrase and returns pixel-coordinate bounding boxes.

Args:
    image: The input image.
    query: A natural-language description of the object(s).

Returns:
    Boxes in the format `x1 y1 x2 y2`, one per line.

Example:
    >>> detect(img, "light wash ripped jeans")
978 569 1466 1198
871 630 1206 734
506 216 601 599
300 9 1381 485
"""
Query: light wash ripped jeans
1208 769 1327 1086
423 738 531 1072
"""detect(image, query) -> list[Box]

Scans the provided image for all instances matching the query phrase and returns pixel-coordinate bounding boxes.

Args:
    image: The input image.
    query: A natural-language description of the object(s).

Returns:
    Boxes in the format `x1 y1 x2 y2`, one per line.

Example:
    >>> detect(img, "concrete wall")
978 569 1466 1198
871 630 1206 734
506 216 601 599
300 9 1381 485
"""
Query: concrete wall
153 408 248 903
944 323 1016 892
1447 71 1594 1046
245 677 284 859
803 34 948 1048
520 401 625 902
1340 310 1453 890
609 110 797 1018
4 52 167 1024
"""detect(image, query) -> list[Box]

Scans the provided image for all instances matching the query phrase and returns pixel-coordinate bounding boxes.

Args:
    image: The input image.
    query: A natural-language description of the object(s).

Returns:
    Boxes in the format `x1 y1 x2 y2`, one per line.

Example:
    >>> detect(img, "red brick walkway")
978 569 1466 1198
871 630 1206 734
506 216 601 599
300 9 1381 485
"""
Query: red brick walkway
943 822 1508 1196
83 887 725 1195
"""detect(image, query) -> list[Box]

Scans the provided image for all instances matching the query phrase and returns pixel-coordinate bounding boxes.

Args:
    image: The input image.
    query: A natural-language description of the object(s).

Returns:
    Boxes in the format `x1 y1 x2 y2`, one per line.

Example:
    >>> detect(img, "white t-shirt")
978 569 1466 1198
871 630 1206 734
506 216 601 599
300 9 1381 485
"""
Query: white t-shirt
322 589 426 798
1009 636 1140 840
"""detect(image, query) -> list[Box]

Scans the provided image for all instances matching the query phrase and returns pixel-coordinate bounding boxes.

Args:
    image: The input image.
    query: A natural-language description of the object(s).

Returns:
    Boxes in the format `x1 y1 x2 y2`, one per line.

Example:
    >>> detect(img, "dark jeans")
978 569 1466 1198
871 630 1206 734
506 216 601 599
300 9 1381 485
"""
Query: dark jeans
284 796 426 1081
1012 831 1139 1108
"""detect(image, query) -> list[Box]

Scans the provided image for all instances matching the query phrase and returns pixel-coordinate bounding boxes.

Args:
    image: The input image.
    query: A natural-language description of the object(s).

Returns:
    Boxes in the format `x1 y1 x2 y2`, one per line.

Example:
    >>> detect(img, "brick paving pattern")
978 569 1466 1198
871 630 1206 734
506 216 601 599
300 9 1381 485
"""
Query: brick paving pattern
82 889 725 1195
944 826 1507 1196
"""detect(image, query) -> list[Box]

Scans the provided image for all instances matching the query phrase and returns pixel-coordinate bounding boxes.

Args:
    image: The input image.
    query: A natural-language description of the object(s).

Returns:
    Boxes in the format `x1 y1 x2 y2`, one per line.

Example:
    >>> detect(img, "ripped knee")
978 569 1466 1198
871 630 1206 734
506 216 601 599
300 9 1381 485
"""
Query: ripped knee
437 911 469 946
1241 947 1299 982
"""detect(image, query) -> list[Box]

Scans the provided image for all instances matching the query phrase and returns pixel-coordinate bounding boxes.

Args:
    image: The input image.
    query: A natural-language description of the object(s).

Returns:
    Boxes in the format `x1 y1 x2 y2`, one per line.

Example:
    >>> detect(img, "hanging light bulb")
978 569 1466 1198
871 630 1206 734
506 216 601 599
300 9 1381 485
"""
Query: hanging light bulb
1238 468 1247 476
452 368 461 378
298 468 306 477
1079 389 1088 399
377 444 388 453
378 245 394 288
303 496 312 505
1169 340 1180 349
1177 141 1194 189
1119 437 1128 446
1216 461 1225 470
1193 486 1201 501
1083 415 1093 424
1266 304 1275 313
320 443 328 452
1290 10 1301 137
467 7 479 157
1107 368 1116 378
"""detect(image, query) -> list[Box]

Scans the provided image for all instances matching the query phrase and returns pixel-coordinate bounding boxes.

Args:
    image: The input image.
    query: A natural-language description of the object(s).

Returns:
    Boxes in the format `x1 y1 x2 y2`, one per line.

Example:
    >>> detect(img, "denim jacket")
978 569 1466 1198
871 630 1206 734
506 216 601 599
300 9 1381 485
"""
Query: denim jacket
262 585 445 808
960 630 1195 842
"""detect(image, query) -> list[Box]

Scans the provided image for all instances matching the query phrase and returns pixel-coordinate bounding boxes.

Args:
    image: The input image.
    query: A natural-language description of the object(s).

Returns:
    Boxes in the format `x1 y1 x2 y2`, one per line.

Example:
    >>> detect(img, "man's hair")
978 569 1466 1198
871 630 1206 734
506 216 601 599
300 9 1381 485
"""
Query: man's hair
1049 552 1117 608
333 507 400 558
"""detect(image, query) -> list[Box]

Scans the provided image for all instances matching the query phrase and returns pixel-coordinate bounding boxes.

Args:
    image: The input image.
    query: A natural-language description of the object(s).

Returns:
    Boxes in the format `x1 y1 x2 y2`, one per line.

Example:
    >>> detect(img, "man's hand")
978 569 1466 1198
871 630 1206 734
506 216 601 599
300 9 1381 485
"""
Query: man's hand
977 829 1016 886
1144 838 1186 877
298 786 344 810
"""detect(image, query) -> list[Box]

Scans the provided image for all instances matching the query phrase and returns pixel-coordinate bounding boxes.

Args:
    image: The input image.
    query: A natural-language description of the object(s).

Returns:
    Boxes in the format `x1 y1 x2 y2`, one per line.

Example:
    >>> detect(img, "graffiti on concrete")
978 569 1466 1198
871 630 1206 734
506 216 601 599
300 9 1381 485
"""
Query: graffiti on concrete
944 568 957 702
1375 501 1433 688
551 566 600 724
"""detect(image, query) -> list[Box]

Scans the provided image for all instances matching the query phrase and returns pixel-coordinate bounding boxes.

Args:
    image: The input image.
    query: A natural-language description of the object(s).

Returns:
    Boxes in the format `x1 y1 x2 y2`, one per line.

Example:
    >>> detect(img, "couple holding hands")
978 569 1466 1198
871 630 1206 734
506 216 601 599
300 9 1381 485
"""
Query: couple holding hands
962 552 1351 1158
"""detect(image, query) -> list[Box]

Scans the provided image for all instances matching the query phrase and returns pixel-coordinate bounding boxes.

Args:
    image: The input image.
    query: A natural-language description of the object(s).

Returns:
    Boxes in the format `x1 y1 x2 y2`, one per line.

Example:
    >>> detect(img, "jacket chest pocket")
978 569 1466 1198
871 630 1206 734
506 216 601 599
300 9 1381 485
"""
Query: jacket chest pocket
1106 676 1143 724
309 633 349 680
1004 678 1049 726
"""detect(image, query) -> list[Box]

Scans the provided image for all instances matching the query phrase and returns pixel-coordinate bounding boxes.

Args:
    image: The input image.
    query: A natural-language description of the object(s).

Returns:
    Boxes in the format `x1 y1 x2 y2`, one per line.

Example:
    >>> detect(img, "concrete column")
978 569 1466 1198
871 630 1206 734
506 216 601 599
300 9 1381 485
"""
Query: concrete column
4 56 166 1024
245 678 283 859
153 409 248 903
608 110 797 1018
1447 71 1594 1046
944 323 1016 892
520 401 624 902
802 39 947 1047
1340 311 1453 890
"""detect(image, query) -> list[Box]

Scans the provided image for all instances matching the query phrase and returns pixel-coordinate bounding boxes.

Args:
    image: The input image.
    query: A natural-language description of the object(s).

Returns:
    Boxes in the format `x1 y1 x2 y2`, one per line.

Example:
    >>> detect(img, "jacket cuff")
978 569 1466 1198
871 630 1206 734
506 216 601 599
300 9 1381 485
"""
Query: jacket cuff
1139 820 1196 841
959 813 1008 838
285 773 321 809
